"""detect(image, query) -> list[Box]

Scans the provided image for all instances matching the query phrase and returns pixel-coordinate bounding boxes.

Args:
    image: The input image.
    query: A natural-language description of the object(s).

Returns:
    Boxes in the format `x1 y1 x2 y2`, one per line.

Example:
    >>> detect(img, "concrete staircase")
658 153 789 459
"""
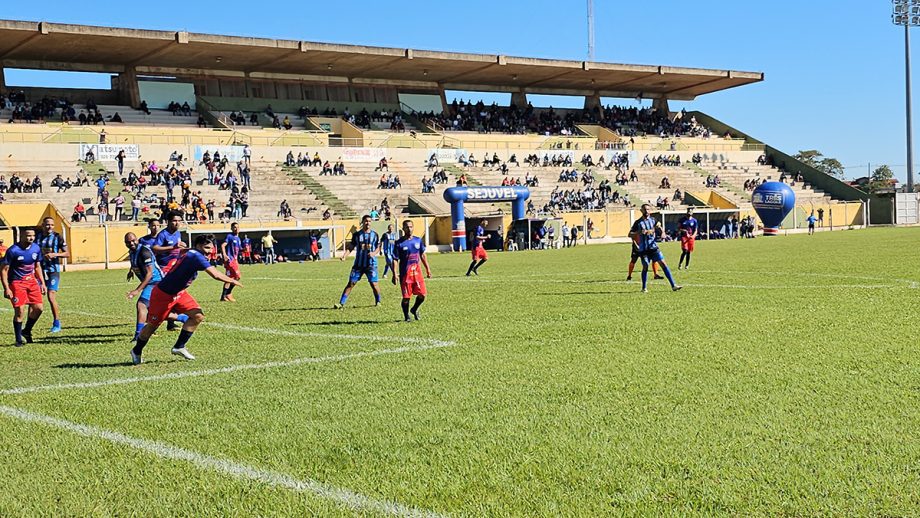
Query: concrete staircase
694 160 835 205
1 104 203 127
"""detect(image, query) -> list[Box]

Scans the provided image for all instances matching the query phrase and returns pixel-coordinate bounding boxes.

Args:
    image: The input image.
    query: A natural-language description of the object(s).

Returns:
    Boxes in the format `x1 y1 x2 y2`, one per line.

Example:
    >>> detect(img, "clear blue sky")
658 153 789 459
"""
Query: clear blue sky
1 0 912 181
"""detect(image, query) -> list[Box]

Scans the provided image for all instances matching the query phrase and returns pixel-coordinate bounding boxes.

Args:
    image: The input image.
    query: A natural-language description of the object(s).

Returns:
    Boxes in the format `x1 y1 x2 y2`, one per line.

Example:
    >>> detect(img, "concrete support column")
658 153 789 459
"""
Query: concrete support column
0 67 6 91
244 72 253 98
117 68 140 108
584 92 603 119
652 97 670 115
511 90 527 109
438 85 448 112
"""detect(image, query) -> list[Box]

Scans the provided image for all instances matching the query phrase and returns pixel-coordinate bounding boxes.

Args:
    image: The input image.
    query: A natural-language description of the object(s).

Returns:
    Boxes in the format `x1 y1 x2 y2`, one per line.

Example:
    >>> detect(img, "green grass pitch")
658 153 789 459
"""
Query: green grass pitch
1 227 919 516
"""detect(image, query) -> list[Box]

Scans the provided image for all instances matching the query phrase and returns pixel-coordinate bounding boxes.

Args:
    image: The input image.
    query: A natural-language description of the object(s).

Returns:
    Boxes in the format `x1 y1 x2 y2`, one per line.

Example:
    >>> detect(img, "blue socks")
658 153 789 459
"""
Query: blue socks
52 319 61 328
374 291 381 305
134 322 145 340
641 267 649 290
339 293 348 306
662 265 676 288
176 314 189 323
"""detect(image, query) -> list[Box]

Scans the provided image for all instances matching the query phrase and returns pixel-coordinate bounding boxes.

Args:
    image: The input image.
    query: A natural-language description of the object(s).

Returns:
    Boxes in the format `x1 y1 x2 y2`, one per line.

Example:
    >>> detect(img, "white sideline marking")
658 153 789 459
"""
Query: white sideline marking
0 340 457 396
0 405 446 517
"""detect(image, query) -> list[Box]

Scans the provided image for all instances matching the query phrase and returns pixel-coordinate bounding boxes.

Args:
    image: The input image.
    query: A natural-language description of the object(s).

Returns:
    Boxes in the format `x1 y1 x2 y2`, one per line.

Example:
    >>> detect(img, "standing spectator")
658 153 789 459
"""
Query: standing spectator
242 144 251 167
817 208 825 227
261 232 277 265
131 196 141 221
97 201 108 225
561 223 571 248
116 149 125 176
112 194 126 221
570 225 579 246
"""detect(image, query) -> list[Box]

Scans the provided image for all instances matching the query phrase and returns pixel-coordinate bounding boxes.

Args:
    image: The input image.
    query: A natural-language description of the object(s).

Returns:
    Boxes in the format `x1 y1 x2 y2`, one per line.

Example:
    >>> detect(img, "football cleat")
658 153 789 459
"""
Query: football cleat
171 348 196 360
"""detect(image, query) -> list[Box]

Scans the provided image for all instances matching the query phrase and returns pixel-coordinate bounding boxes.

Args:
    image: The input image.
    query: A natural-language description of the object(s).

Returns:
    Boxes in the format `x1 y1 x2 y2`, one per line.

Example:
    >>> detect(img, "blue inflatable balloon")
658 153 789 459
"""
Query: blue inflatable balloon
752 181 796 236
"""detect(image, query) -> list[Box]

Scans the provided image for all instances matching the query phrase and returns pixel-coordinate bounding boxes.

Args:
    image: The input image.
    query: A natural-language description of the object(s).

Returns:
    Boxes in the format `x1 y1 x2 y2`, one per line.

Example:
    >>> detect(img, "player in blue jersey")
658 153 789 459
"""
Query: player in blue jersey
677 207 699 270
152 211 186 274
0 228 47 346
139 218 159 248
220 222 243 302
466 219 489 276
37 217 69 333
629 204 682 293
392 220 431 321
380 223 397 279
335 215 382 308
130 234 242 365
125 232 188 341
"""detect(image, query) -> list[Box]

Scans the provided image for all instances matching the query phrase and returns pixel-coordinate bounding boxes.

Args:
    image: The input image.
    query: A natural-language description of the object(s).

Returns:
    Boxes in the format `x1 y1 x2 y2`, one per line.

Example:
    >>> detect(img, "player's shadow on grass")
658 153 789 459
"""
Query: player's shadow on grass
53 360 135 369
43 334 125 345
287 320 382 327
63 324 125 330
275 306 341 312
539 290 636 296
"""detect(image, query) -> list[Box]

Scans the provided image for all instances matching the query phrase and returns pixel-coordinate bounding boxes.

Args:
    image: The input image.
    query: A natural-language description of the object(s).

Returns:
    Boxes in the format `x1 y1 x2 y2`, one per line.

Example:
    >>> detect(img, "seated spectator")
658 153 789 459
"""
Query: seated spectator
110 112 123 123
376 158 389 172
139 100 150 115
197 115 206 128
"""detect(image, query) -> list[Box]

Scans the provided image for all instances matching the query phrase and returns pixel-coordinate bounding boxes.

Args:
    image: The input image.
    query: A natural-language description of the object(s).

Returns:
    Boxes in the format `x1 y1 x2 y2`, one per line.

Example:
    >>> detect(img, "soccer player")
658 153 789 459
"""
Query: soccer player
807 212 817 235
335 215 382 308
629 204 682 293
152 211 186 274
241 234 252 264
380 223 397 278
677 207 699 270
130 234 242 364
0 228 46 346
220 222 242 302
392 220 431 322
139 218 159 248
125 232 188 341
36 217 68 333
466 219 489 276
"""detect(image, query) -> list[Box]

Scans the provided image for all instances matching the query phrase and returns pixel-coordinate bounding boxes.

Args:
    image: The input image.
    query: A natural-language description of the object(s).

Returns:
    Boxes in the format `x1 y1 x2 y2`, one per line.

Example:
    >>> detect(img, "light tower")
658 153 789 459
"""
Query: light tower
587 0 595 61
893 0 920 191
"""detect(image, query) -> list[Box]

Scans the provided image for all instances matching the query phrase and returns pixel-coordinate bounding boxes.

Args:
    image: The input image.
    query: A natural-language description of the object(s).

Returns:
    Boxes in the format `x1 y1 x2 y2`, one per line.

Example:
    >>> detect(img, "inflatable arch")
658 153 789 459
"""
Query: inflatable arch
443 186 530 251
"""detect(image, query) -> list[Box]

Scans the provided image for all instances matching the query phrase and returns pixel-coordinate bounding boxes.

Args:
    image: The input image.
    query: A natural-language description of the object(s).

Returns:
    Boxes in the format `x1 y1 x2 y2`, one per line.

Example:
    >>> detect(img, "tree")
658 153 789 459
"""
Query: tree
866 165 894 193
793 150 845 177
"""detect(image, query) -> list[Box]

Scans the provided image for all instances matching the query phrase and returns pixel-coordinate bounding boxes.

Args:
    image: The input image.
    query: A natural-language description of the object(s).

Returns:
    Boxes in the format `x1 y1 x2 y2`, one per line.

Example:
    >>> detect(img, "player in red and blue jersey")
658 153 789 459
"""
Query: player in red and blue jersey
220 222 243 302
151 211 186 274
466 219 489 276
0 228 47 346
391 220 431 321
335 215 382 308
130 234 242 365
629 204 682 293
677 207 699 270
380 224 397 279
125 232 188 342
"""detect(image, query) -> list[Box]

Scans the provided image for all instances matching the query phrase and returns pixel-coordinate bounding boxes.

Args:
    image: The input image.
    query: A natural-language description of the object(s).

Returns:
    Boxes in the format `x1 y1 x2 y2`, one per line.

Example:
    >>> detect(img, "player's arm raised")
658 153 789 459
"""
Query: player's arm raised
204 266 243 287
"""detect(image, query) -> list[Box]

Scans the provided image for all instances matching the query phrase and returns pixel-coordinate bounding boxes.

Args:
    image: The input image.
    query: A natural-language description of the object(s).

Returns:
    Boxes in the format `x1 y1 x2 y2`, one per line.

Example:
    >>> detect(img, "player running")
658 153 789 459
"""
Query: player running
152 211 186 274
1 228 47 346
466 219 489 276
335 215 382 308
125 232 188 341
220 222 242 302
130 234 242 365
677 207 699 270
36 216 69 333
627 235 661 281
629 204 681 293
381 223 397 279
392 220 431 322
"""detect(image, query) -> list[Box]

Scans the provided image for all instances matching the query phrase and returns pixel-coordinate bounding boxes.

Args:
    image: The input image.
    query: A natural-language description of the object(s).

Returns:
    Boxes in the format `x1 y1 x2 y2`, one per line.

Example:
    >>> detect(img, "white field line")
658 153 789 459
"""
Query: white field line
0 405 446 517
0 341 457 396
427 278 897 289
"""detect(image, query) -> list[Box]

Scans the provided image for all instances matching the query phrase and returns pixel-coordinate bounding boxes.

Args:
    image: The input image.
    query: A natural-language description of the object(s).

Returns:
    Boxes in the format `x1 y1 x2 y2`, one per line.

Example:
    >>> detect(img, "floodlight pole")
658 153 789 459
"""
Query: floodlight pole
906 22 915 192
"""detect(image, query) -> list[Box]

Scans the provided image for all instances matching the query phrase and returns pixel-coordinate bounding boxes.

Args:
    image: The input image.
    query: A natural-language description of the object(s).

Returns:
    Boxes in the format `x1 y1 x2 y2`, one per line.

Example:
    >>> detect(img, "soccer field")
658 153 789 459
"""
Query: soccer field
1 227 919 516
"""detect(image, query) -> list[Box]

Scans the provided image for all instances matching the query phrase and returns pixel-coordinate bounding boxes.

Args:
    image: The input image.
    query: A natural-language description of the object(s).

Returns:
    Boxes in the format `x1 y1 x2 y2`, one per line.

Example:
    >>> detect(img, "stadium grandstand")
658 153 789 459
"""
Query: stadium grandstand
0 19 886 265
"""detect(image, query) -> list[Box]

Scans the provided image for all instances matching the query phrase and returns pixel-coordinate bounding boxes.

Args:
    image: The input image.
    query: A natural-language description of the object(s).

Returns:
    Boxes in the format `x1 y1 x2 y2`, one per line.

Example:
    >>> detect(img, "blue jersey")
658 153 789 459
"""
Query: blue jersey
807 215 817 225
156 249 211 295
154 228 183 267
4 243 41 282
350 230 379 269
130 245 163 285
678 216 699 236
474 226 486 248
381 232 397 259
630 217 658 252
395 236 425 277
36 231 66 273
138 233 157 248
224 234 242 261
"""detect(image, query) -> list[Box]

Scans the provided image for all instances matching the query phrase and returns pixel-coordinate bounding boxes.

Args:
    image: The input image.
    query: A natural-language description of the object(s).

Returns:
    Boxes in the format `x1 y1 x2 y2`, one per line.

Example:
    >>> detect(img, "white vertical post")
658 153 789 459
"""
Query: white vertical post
103 224 110 269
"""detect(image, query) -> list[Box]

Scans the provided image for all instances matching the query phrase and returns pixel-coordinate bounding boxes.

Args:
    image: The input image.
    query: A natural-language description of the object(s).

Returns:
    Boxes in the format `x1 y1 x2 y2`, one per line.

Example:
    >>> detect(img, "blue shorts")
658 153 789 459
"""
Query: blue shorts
639 248 664 266
44 272 60 292
139 284 155 305
349 266 379 284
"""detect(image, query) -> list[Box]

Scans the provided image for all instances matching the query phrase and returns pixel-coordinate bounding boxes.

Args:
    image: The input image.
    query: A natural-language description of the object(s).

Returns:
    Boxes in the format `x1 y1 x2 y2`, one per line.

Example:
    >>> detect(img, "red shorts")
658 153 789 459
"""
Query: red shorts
10 279 42 308
472 246 488 261
225 259 241 280
400 264 427 298
242 250 251 259
681 236 695 252
146 286 200 326
161 257 179 274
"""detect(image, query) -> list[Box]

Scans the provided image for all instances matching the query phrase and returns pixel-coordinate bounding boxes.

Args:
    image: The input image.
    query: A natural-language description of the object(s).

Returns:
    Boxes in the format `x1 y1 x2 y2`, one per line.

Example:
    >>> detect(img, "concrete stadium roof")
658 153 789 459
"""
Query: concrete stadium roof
0 20 763 101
